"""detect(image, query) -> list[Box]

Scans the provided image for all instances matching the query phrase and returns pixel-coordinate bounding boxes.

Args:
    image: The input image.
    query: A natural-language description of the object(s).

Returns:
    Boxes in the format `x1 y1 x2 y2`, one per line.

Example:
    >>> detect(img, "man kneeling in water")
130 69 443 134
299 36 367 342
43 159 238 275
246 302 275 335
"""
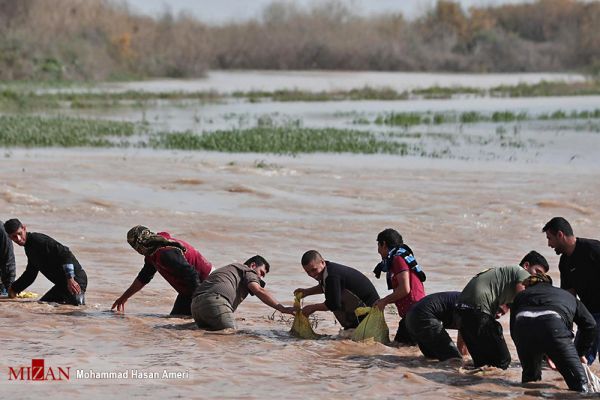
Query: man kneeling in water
405 291 467 361
191 255 295 331
4 218 87 306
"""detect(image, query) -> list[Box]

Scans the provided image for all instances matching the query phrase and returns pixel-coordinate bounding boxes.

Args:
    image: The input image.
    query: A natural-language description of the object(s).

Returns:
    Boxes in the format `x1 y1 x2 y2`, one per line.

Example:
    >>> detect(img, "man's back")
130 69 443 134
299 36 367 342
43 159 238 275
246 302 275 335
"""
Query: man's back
194 263 260 311
323 261 379 310
458 265 530 316
410 291 460 328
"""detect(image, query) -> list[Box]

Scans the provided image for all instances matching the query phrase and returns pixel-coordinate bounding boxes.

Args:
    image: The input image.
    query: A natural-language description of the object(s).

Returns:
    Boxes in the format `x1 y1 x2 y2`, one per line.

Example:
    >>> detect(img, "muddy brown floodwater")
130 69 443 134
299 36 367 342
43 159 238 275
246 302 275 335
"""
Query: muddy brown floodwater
1 146 599 398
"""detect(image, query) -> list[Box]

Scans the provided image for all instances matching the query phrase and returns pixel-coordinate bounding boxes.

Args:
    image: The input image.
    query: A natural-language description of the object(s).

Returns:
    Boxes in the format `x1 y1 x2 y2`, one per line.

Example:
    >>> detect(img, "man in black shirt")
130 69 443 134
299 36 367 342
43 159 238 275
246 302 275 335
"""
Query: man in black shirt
543 217 600 364
510 273 597 392
4 219 87 305
0 221 16 296
294 250 380 329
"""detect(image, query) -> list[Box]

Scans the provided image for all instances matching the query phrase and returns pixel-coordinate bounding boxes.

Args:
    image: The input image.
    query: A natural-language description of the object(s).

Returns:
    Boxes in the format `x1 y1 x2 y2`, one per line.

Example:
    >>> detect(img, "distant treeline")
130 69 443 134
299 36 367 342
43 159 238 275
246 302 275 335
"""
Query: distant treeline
1 0 599 81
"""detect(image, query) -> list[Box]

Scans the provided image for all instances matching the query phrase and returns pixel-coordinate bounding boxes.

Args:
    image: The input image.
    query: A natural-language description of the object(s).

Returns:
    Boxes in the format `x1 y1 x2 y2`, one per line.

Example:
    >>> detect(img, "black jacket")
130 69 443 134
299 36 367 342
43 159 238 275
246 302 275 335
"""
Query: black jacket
510 283 597 357
559 237 600 313
0 223 16 290
11 232 86 293
322 261 380 311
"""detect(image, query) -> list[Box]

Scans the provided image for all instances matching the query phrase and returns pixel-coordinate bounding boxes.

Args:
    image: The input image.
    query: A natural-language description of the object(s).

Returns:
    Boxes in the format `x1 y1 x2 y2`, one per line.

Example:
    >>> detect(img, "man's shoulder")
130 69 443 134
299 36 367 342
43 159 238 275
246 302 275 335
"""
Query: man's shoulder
577 237 600 253
492 265 523 277
482 265 527 283
325 261 359 276
26 232 54 246
213 262 246 273
391 254 410 270
155 246 185 262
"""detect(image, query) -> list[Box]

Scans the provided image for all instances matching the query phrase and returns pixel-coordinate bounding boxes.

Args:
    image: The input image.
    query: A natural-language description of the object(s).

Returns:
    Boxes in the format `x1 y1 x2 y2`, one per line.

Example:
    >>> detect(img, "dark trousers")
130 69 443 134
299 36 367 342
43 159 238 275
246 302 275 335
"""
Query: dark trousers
333 290 369 329
40 286 85 306
394 318 417 345
405 313 461 360
512 314 588 392
170 293 192 316
457 308 510 369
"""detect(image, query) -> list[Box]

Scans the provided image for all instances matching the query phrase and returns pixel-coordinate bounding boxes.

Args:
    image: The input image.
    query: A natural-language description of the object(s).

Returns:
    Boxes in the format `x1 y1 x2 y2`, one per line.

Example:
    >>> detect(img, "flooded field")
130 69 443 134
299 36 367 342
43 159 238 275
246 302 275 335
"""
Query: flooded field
1 71 599 398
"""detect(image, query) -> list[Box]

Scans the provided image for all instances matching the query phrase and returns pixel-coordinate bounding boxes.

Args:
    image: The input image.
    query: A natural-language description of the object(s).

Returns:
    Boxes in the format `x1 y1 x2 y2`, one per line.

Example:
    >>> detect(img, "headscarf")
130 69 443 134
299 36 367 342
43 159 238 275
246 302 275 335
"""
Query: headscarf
127 225 186 256
522 272 553 288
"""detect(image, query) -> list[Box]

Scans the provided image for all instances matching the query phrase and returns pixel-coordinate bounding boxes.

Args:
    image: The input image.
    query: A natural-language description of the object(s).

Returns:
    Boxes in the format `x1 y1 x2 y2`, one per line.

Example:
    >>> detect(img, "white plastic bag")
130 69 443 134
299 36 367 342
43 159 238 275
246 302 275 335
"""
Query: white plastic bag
583 363 600 393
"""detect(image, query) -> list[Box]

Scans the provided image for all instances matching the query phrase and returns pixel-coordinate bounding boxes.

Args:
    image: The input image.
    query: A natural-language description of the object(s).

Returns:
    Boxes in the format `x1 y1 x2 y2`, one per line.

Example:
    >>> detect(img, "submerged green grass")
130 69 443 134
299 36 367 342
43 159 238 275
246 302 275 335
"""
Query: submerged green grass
0 115 410 154
150 127 409 155
0 115 136 147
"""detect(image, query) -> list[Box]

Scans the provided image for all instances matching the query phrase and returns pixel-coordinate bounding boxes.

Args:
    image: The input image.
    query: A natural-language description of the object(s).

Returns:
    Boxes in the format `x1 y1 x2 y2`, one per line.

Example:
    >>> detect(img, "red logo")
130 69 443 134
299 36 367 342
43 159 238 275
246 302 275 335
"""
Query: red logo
8 359 70 381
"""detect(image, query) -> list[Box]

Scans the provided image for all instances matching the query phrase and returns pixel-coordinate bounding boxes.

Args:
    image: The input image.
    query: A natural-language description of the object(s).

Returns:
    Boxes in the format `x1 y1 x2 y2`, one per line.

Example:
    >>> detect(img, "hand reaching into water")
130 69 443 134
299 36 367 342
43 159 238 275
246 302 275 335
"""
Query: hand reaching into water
111 296 128 313
277 304 296 315
67 278 81 295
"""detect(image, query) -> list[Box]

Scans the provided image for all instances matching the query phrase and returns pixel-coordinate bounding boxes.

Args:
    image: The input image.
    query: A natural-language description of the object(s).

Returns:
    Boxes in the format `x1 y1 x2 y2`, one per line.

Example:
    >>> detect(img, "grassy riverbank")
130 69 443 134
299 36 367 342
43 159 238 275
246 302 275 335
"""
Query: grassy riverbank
2 79 600 111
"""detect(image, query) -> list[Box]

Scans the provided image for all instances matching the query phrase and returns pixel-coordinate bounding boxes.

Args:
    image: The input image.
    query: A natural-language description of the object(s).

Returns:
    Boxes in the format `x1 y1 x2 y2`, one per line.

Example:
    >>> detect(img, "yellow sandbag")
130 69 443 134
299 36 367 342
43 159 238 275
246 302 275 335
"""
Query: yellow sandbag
16 291 38 299
351 306 389 344
290 292 321 339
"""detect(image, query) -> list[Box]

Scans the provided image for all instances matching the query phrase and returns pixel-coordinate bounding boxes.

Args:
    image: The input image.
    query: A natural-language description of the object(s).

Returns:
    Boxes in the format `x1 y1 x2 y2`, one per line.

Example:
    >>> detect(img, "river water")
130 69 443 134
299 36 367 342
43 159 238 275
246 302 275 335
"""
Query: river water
1 71 599 398
98 70 586 93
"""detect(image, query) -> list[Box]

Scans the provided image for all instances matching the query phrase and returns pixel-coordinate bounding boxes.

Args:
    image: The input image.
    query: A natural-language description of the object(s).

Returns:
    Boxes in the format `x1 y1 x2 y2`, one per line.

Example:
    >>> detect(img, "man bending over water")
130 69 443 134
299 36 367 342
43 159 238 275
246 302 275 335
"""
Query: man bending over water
295 250 380 330
191 255 294 330
4 218 87 305
112 225 213 316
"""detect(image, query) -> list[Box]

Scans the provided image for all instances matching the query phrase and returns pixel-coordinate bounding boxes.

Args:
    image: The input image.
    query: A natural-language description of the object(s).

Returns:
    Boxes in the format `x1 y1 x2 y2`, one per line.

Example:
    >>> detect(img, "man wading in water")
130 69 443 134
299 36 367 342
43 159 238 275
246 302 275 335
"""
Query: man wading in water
191 255 295 330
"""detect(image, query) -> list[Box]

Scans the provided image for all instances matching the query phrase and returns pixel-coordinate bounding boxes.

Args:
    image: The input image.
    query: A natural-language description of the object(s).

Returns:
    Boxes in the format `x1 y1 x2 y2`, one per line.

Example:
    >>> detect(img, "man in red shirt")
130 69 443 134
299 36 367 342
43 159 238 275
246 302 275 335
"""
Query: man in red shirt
374 228 426 345
112 225 213 316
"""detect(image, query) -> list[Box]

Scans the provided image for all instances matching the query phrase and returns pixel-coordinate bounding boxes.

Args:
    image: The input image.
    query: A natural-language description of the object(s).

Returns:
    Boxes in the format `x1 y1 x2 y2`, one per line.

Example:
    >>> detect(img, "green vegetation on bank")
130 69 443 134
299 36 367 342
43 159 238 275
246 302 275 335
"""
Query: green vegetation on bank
490 81 600 97
374 109 600 127
0 88 223 110
234 87 409 102
2 79 600 111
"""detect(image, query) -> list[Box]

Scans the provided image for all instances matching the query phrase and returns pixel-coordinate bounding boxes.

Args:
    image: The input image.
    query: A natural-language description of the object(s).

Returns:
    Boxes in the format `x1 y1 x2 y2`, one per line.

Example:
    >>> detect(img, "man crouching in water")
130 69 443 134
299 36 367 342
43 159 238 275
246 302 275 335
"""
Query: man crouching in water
191 255 295 331
295 250 380 330
4 218 87 305
112 225 213 316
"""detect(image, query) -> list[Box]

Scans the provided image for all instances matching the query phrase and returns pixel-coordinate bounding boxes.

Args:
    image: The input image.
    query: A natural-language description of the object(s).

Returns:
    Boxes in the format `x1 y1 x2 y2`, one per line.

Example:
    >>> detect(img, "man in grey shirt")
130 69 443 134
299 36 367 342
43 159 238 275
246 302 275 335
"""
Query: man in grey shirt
191 255 294 331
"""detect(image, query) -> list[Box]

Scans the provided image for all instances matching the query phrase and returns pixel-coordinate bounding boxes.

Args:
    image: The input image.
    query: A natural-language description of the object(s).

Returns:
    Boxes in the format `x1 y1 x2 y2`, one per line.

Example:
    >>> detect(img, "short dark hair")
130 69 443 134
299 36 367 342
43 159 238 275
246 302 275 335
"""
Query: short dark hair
519 250 549 272
244 255 270 273
376 228 403 248
301 250 322 266
3 218 23 235
542 217 573 236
